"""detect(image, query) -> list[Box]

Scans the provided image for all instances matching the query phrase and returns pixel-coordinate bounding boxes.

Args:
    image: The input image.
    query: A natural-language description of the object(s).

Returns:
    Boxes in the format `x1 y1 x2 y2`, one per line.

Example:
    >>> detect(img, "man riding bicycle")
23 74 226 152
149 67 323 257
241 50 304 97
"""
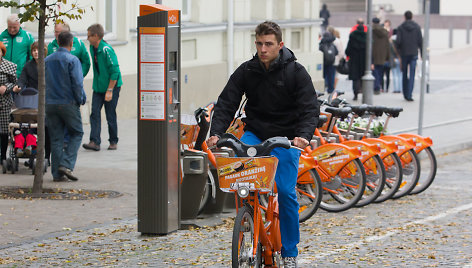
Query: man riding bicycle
207 21 319 267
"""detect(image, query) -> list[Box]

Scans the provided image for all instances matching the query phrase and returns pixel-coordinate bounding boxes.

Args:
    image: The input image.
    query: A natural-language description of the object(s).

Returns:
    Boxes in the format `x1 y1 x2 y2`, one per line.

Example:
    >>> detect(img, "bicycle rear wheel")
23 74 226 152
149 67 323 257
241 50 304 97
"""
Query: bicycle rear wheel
320 158 367 212
374 152 403 203
392 149 420 199
297 169 322 222
232 204 259 268
410 147 437 195
355 155 386 207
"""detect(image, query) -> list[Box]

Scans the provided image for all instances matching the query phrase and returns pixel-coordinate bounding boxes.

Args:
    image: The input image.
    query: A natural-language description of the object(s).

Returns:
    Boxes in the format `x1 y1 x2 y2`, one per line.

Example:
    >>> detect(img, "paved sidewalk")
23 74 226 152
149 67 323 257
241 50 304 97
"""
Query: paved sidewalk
1 45 471 265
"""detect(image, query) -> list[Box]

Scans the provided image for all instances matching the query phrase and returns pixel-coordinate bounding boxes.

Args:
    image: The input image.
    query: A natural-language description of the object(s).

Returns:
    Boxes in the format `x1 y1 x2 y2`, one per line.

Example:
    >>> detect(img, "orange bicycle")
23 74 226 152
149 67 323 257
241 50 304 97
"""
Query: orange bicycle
214 133 299 267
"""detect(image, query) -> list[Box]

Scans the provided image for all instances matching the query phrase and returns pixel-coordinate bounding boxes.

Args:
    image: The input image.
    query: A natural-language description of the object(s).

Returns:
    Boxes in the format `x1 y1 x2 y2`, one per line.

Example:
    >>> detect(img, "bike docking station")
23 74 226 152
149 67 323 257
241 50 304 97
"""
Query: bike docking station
137 4 183 235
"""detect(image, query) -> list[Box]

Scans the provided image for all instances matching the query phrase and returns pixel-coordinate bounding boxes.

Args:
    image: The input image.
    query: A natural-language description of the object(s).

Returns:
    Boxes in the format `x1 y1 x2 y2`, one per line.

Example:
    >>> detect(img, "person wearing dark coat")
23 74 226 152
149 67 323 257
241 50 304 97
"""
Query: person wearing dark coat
345 24 366 100
319 4 330 33
319 31 337 93
207 21 319 267
372 18 390 94
395 10 423 101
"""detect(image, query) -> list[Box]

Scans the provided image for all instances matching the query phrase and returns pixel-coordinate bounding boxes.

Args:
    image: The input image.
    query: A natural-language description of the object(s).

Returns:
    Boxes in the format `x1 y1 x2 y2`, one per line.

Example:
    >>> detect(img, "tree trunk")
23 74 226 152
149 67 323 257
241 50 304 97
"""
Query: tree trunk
32 0 47 193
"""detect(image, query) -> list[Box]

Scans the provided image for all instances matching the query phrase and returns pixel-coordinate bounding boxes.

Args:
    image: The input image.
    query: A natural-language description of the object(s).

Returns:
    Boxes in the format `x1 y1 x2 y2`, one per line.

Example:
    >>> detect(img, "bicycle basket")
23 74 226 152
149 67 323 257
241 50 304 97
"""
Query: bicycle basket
216 156 279 193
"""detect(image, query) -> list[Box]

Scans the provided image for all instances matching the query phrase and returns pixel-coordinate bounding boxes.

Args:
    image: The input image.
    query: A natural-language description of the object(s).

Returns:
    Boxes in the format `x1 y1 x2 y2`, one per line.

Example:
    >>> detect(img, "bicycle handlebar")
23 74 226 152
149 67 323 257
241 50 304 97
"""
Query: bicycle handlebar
216 133 291 157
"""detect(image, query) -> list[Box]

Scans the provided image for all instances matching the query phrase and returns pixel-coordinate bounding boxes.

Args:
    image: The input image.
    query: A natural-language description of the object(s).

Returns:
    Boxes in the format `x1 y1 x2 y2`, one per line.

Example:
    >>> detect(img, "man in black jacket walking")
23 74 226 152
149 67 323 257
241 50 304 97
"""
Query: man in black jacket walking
395 10 423 101
207 21 319 267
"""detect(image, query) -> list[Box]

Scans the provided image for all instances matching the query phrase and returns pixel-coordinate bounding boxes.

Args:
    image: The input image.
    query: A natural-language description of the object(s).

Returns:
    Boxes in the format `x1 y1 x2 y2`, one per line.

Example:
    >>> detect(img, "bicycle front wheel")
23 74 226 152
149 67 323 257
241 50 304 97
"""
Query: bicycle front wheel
297 169 323 222
392 149 420 199
355 155 386 207
232 204 259 268
410 147 437 195
374 152 403 203
320 158 367 212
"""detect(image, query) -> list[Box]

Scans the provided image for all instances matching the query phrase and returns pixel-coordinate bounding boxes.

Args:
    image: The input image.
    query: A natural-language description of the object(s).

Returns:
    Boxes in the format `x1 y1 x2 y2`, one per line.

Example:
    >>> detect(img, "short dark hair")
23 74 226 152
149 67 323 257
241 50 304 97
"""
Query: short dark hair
255 21 282 43
58 31 74 47
404 11 413 20
87 23 104 39
31 41 47 55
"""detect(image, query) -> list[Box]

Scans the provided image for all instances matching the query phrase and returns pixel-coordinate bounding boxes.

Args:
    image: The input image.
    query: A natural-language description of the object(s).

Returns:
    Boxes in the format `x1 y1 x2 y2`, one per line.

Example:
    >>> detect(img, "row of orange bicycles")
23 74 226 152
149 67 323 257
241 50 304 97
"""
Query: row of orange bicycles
180 94 437 267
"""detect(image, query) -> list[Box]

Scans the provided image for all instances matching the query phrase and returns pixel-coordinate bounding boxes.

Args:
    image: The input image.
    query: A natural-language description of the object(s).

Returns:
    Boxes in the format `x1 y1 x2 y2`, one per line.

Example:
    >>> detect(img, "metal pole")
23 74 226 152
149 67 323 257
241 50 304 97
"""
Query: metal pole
418 0 430 135
227 0 234 79
362 0 375 104
467 21 470 45
155 0 162 4
449 23 453 49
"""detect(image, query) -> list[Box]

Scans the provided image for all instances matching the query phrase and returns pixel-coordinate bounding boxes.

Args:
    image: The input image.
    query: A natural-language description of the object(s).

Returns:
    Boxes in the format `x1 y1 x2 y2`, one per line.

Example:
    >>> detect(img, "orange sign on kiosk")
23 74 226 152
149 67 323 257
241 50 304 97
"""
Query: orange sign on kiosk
140 4 180 25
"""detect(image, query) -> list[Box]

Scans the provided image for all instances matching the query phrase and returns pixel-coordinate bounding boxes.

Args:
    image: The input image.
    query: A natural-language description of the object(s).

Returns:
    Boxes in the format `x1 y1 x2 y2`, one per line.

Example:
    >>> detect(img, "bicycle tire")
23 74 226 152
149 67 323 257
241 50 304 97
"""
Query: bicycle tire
197 175 212 215
392 149 420 199
355 155 386 207
320 158 367 212
374 152 403 203
410 147 437 195
297 169 323 222
232 204 258 268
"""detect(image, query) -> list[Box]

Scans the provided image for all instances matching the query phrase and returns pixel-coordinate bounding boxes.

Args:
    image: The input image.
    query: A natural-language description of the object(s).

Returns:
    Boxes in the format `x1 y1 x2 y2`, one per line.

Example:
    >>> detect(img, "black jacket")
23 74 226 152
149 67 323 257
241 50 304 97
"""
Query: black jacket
345 28 366 81
17 59 38 90
395 20 423 57
210 46 319 142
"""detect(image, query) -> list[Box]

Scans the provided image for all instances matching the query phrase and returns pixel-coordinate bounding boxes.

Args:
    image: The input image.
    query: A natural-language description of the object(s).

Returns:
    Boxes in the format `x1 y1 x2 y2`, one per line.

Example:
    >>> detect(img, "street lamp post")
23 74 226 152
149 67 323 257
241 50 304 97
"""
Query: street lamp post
418 0 430 135
362 0 375 104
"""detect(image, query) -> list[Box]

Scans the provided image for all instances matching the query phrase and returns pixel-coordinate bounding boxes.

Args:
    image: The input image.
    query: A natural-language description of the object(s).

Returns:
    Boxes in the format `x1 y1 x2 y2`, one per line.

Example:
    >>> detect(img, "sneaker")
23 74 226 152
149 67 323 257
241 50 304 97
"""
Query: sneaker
25 146 32 156
53 176 68 182
83 141 100 151
16 148 24 157
283 257 297 268
108 143 117 150
374 90 381 95
58 166 79 181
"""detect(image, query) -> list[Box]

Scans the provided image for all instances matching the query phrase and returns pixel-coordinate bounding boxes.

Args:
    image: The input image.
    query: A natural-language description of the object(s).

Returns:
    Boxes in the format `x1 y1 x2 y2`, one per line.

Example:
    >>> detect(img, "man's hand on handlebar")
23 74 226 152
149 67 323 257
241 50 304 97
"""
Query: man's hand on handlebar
206 135 220 147
292 137 309 149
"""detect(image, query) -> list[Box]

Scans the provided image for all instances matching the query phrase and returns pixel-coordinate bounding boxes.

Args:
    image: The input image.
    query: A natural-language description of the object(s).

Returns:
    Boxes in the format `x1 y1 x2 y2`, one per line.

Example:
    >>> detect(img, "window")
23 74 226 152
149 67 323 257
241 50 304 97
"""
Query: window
182 0 191 21
291 31 301 50
105 0 117 38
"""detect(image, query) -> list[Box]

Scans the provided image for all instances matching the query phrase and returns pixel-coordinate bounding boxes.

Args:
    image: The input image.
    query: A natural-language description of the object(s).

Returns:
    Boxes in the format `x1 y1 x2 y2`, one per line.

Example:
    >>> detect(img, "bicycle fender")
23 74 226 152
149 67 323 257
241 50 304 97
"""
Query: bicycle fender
342 140 380 163
397 133 433 154
378 135 415 157
361 138 398 159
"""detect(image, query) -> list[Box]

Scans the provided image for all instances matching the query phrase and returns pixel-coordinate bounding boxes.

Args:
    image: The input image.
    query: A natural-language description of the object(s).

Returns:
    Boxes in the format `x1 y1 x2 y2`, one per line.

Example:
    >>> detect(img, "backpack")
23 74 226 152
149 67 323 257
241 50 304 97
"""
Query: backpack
320 42 338 66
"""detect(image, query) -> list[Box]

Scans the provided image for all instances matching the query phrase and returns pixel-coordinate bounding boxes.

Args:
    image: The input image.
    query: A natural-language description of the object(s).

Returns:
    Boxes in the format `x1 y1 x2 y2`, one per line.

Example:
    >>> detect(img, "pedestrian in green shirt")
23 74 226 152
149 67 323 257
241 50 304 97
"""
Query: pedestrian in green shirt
0 14 35 77
83 24 122 151
47 22 91 77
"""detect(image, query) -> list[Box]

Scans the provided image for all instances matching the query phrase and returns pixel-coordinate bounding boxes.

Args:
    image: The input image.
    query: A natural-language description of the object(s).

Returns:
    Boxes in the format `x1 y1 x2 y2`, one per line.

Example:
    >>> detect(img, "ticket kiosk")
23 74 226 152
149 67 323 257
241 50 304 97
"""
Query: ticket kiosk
137 4 181 235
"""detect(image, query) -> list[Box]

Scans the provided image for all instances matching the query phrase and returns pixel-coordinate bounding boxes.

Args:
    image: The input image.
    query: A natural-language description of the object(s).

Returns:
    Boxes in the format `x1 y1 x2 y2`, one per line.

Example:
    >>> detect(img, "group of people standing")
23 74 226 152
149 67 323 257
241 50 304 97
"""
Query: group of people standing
0 14 122 182
319 9 423 102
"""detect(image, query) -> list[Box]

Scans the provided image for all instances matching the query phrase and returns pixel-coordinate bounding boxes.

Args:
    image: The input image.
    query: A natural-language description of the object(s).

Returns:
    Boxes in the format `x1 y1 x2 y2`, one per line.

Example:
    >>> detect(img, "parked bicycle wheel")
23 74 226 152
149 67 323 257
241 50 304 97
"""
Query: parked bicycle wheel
410 147 437 195
374 152 403 203
320 158 367 212
392 149 420 199
232 204 259 268
297 169 323 222
355 155 386 207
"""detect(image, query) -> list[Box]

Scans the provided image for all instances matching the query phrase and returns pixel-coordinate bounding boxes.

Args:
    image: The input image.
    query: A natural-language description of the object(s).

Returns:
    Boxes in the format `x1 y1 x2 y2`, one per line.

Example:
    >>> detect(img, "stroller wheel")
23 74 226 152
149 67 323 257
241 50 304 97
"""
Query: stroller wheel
31 159 35 175
10 158 18 174
15 158 19 172
7 158 14 174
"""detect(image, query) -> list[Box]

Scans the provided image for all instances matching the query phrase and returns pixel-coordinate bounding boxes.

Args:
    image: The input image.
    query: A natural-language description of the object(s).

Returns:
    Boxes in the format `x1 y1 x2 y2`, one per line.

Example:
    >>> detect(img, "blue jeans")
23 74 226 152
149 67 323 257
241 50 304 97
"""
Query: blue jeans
373 64 385 92
89 86 120 145
241 131 301 258
391 59 403 93
323 64 336 93
401 55 418 100
46 104 84 178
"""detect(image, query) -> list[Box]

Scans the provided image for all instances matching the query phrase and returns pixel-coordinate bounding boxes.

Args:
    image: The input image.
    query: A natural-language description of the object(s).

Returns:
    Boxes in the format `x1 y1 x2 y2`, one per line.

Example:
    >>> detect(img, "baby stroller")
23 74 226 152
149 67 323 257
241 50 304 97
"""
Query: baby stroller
2 87 47 174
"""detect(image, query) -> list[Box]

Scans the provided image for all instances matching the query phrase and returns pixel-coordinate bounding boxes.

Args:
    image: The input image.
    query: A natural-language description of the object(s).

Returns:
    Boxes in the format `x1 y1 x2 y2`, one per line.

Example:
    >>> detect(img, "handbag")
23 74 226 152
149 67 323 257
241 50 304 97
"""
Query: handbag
336 57 349 75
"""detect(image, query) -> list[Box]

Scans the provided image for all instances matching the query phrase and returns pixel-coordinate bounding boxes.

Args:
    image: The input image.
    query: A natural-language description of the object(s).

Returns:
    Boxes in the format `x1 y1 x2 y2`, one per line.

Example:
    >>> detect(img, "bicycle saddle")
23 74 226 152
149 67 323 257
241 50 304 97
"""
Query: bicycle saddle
217 133 291 157
317 115 328 128
366 105 386 117
384 107 403 118
347 104 368 117
324 107 352 119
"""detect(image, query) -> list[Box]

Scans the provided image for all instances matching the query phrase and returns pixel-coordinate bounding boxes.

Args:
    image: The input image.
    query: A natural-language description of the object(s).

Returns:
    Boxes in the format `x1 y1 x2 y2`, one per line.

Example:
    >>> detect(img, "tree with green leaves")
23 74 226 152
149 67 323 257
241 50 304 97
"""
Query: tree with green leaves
0 0 92 193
